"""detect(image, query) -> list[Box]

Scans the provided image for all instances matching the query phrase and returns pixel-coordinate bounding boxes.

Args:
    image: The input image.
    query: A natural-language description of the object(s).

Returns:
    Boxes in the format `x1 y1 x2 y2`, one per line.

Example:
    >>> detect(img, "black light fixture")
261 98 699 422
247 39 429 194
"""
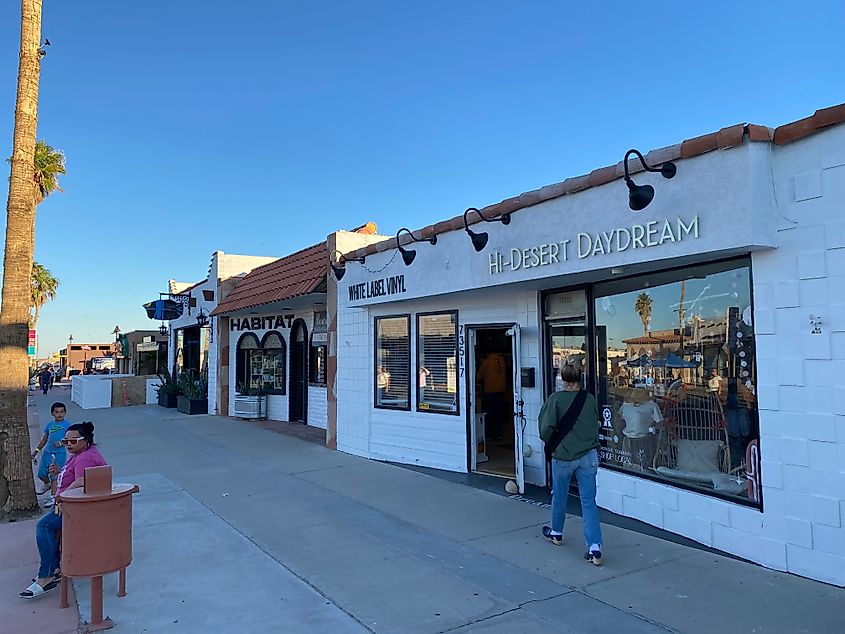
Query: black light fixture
623 149 677 211
330 249 365 281
196 308 209 328
159 323 168 336
463 207 511 252
396 228 437 266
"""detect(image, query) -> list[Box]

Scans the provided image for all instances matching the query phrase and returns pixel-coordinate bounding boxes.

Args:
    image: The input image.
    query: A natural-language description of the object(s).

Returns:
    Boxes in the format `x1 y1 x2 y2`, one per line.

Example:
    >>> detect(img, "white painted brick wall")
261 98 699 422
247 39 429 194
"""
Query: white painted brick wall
333 122 845 587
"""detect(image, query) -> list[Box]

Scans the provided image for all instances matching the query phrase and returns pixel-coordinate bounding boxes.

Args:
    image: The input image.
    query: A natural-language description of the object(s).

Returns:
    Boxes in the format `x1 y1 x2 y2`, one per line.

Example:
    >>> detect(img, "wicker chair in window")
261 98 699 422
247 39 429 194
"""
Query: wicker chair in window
653 391 731 474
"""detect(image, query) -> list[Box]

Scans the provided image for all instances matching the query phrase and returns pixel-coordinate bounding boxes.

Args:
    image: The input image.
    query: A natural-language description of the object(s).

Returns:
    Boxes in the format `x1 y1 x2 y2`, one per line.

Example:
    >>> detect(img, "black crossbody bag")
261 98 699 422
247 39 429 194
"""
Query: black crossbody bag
544 390 588 462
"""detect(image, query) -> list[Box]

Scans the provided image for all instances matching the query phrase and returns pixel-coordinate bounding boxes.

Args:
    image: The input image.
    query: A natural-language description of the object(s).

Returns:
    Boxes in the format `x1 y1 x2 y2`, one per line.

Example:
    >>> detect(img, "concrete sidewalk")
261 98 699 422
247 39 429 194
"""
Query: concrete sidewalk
11 392 845 633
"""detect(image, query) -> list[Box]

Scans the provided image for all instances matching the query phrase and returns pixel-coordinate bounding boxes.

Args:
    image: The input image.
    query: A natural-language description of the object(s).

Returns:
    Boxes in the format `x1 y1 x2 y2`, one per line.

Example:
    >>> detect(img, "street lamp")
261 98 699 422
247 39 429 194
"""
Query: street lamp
330 249 365 281
395 228 437 266
159 323 168 336
623 149 677 211
463 207 511 252
196 308 209 328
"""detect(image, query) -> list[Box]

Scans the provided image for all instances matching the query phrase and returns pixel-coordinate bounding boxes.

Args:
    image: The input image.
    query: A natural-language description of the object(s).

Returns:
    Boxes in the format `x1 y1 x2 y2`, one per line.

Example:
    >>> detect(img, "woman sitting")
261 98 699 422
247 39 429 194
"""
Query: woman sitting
20 421 107 599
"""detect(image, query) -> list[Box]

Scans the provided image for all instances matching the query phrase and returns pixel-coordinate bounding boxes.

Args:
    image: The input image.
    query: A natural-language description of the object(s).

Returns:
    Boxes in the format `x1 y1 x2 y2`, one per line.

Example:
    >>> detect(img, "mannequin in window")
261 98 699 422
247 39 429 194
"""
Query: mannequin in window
377 366 391 402
476 351 508 440
619 388 662 470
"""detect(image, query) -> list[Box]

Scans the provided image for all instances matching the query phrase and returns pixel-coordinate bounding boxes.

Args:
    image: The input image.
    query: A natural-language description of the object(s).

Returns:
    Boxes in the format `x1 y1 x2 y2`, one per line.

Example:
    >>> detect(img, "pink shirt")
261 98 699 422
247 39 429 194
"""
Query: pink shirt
56 445 108 497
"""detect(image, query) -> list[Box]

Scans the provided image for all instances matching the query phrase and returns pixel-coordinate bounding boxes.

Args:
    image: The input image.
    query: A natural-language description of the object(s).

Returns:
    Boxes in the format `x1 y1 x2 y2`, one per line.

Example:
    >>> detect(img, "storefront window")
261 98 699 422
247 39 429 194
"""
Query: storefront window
417 311 459 415
593 259 760 505
236 331 286 395
310 341 327 385
375 316 410 410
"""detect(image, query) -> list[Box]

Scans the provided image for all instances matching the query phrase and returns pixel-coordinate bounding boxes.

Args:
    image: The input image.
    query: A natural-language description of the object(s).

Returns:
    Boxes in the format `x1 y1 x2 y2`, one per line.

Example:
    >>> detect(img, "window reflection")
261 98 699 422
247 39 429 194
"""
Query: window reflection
594 260 760 504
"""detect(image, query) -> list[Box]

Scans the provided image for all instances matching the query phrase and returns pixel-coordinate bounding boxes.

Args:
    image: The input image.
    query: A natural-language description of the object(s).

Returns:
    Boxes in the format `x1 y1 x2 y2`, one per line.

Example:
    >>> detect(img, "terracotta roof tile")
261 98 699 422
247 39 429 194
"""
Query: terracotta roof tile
746 124 773 142
716 124 746 149
212 242 326 315
774 103 845 145
680 131 720 158
339 104 844 261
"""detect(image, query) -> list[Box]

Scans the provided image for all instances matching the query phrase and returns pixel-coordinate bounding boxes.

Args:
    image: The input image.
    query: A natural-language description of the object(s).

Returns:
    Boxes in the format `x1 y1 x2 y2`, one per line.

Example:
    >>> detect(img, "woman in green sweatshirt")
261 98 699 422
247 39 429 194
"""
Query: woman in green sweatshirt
538 363 604 565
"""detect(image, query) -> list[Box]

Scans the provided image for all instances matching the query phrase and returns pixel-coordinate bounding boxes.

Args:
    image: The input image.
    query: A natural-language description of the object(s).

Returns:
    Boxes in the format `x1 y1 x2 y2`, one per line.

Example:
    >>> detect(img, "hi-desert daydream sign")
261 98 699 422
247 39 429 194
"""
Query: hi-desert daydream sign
488 215 700 275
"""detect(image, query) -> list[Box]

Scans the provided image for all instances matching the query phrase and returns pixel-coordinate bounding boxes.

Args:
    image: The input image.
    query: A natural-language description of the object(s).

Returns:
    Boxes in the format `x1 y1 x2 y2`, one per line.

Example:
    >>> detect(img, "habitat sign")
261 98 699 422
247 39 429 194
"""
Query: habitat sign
489 215 700 275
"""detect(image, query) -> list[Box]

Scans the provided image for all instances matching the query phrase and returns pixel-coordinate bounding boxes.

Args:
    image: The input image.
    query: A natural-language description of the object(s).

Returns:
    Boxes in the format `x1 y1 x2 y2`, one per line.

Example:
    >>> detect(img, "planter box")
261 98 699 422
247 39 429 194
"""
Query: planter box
177 396 208 415
158 391 178 408
234 395 266 419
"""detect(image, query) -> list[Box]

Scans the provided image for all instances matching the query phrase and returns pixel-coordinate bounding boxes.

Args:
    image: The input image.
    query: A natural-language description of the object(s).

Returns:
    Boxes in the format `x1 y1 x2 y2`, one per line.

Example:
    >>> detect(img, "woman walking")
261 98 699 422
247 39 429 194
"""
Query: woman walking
538 363 604 565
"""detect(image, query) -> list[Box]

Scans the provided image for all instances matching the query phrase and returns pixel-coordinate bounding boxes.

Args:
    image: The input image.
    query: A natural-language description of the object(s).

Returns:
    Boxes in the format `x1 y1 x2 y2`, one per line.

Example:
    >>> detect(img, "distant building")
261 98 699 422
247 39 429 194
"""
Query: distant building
59 343 116 376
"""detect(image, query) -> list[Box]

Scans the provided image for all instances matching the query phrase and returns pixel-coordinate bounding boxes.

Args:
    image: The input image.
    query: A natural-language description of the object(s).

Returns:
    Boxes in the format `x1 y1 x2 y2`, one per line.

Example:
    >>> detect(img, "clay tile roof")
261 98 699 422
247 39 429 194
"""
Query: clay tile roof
212 242 326 315
342 103 845 262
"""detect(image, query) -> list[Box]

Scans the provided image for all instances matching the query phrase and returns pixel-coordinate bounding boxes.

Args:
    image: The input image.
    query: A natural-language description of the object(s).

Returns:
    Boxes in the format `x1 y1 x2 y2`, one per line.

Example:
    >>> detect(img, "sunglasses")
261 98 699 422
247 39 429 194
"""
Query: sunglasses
61 437 85 446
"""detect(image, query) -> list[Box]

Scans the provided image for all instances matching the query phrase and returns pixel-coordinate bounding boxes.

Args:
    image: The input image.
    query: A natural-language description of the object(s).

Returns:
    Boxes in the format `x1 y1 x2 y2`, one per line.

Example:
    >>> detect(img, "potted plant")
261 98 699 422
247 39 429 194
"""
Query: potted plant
155 367 180 408
233 382 267 419
176 369 208 415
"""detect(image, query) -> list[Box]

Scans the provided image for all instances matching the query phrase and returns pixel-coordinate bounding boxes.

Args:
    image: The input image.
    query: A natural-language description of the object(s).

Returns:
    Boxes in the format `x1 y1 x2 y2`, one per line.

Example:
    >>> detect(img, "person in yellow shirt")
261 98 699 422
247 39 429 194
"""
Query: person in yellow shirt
476 352 509 440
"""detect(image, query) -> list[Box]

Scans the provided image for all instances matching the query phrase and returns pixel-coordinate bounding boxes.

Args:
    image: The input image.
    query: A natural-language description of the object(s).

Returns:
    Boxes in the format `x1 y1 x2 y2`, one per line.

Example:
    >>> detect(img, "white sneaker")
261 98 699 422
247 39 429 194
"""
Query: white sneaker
42 496 54 508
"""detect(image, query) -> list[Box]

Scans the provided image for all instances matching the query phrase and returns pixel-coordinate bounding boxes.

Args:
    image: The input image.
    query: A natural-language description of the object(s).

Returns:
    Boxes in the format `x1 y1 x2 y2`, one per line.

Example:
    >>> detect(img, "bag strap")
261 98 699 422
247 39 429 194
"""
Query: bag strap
545 390 588 461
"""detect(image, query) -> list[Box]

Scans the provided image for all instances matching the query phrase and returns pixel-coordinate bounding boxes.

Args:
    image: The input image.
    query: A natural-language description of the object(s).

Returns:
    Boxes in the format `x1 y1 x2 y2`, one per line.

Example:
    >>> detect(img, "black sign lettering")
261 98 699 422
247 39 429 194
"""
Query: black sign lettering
347 275 407 302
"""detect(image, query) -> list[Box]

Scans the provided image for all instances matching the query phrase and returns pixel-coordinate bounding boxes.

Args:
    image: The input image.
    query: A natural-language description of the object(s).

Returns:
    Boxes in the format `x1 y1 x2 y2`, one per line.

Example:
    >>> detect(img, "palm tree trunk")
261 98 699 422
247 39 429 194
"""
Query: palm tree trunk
0 0 43 514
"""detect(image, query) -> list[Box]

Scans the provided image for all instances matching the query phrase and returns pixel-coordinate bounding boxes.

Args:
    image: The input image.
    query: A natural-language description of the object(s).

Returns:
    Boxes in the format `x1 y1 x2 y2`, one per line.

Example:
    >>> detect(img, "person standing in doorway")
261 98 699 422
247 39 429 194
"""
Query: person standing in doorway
538 363 604 566
476 350 508 441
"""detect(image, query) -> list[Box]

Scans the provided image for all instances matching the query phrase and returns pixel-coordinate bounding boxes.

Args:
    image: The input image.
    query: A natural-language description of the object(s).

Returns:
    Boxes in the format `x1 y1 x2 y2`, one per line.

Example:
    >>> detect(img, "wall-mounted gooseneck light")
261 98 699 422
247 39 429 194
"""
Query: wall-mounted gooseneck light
623 149 677 211
330 249 365 281
396 228 436 266
463 207 511 252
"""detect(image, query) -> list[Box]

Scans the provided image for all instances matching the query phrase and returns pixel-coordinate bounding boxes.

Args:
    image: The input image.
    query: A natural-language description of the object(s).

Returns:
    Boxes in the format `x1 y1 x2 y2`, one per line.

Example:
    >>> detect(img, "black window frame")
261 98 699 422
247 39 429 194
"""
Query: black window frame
374 314 411 411
540 256 762 509
309 335 327 387
415 310 460 416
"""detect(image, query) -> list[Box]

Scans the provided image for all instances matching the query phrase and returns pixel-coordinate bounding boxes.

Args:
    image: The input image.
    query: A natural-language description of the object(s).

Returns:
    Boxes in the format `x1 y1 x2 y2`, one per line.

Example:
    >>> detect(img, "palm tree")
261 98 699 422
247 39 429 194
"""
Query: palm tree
634 292 653 336
33 140 65 205
0 0 44 514
30 261 58 328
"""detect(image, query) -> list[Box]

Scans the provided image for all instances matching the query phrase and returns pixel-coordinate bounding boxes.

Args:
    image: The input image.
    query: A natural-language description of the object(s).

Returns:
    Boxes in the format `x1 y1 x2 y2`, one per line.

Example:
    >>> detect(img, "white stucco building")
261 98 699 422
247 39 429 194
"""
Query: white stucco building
333 104 845 586
160 251 278 414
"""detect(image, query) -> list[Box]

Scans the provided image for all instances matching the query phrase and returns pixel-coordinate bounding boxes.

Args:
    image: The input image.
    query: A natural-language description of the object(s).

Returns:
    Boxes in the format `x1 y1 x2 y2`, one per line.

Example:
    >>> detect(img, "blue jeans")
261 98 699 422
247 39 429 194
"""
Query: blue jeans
550 449 603 547
36 510 62 578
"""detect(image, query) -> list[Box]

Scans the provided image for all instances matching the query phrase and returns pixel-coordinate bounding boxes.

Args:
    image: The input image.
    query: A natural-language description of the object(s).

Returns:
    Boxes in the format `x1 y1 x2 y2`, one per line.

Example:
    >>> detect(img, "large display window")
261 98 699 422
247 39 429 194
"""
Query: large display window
592 258 760 505
236 331 286 394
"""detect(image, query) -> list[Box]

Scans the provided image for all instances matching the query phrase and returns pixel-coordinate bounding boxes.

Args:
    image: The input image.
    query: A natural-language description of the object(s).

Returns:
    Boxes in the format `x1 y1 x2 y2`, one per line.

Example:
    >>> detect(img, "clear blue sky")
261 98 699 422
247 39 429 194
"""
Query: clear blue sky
1 1 843 356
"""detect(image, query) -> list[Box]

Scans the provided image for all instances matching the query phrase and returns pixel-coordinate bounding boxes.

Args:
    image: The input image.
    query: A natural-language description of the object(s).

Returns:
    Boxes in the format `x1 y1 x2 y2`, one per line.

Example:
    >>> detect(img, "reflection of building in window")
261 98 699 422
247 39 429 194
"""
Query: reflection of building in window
375 316 410 410
593 259 759 505
417 312 458 414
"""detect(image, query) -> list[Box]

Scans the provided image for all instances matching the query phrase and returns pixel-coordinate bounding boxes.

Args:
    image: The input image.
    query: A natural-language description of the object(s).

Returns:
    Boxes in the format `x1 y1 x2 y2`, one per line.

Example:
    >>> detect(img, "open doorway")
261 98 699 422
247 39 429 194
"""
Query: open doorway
469 327 515 478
